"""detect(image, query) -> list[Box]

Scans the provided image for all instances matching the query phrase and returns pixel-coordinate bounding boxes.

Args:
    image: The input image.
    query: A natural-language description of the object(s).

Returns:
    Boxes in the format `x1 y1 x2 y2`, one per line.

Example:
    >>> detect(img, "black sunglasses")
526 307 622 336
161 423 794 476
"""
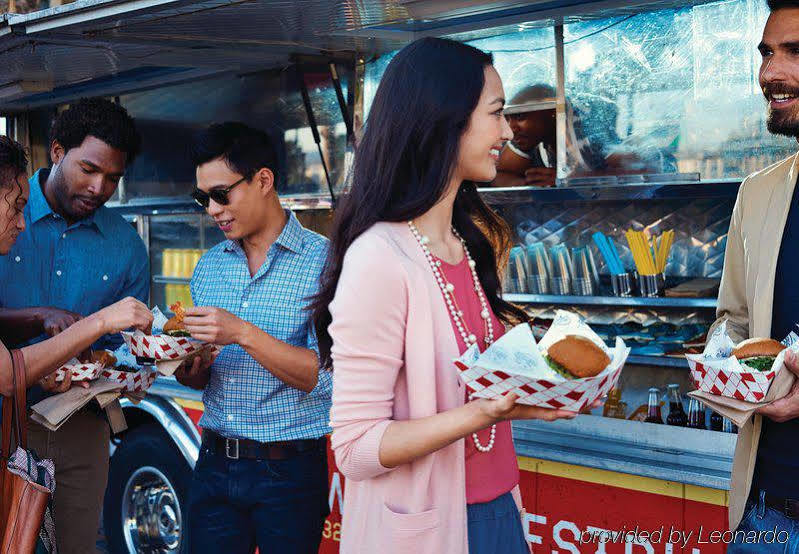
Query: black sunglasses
191 177 246 208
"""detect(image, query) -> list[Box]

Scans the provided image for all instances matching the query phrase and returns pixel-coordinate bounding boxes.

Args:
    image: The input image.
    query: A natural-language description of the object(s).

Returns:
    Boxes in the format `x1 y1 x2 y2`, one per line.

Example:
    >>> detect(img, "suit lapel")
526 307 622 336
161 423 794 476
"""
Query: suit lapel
752 152 799 338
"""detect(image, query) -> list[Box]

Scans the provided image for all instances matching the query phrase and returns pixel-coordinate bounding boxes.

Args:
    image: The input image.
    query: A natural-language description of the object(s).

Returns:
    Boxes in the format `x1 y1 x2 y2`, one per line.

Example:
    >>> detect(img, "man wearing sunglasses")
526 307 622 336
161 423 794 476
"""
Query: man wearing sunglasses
175 122 331 554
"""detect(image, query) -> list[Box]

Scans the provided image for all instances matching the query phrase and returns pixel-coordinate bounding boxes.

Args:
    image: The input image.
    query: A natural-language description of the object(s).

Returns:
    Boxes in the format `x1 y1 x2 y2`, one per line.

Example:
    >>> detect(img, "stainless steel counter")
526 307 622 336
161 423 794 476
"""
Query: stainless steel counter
513 415 736 490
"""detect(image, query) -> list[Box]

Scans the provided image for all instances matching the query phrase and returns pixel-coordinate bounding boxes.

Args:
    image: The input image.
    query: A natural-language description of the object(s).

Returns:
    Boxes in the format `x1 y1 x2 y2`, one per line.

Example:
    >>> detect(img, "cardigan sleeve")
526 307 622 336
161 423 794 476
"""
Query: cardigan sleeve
328 233 408 481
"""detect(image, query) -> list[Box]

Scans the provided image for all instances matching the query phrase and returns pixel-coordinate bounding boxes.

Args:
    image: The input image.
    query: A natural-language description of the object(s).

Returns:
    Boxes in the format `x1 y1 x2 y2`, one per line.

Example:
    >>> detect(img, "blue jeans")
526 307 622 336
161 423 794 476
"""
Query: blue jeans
728 490 799 554
185 439 329 554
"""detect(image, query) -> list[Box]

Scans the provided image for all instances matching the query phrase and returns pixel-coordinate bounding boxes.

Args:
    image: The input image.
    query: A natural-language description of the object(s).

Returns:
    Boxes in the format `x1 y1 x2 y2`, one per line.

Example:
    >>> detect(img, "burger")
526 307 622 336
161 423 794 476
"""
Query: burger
543 335 610 379
78 350 117 367
163 301 191 338
732 338 785 371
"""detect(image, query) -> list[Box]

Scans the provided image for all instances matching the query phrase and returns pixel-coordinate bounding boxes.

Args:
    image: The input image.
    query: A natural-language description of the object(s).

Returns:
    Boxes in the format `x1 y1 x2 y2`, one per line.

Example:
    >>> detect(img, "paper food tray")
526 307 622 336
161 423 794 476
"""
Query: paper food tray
454 311 630 411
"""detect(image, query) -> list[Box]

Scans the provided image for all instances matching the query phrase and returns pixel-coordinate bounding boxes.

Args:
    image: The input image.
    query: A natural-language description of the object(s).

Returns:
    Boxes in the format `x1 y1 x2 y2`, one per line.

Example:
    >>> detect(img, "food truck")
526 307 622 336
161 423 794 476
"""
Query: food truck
1 0 794 551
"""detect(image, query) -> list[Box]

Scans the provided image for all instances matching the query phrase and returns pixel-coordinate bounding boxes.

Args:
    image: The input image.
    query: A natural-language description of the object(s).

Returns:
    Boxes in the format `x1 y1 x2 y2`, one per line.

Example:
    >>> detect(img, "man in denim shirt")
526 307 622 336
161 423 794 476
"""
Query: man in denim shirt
0 98 147 554
175 122 331 554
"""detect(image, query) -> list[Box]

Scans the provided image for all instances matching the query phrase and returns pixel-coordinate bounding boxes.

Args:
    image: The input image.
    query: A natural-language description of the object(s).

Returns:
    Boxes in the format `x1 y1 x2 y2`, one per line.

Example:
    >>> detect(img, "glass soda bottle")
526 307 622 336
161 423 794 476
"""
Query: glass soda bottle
603 387 626 419
722 417 738 434
644 387 663 424
687 398 706 430
666 384 688 427
710 410 724 431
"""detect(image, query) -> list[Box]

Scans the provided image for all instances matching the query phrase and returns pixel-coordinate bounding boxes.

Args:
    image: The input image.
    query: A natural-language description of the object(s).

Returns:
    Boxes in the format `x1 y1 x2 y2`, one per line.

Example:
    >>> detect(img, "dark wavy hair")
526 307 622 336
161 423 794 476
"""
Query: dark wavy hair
0 135 29 236
768 0 799 9
309 37 528 368
50 97 140 164
189 122 279 190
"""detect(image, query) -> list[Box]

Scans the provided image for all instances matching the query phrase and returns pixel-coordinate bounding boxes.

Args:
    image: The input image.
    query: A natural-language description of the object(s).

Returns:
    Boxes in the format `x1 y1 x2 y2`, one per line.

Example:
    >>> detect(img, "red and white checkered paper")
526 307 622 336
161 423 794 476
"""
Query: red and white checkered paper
686 357 777 403
121 331 204 361
684 321 794 403
101 367 157 393
454 311 630 411
54 360 103 382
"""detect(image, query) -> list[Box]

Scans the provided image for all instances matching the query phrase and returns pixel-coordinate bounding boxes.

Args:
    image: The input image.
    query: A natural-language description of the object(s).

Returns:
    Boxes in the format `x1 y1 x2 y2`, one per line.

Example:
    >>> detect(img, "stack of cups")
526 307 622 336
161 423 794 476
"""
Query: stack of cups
507 247 527 293
549 244 573 295
525 243 550 294
571 246 597 296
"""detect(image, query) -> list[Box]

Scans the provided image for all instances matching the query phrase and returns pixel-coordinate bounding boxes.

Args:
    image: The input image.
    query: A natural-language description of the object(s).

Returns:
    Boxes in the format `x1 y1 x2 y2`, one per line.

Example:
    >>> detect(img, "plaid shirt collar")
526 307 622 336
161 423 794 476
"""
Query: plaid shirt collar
223 209 304 256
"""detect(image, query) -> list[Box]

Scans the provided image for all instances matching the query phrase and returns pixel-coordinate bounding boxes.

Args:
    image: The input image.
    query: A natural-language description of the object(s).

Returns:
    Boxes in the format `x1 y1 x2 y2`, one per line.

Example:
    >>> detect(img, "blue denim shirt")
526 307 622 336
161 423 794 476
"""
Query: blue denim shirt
0 168 149 355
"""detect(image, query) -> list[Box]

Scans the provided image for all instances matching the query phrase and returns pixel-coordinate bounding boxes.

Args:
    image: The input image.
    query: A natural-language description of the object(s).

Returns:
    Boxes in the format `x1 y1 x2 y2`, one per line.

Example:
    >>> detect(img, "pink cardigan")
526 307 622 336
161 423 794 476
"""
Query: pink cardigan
329 222 519 554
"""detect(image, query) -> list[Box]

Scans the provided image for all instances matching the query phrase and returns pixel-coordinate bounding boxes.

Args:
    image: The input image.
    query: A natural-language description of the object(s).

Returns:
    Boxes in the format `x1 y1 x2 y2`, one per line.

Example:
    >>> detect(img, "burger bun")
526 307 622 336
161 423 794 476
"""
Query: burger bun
547 335 610 379
732 338 785 360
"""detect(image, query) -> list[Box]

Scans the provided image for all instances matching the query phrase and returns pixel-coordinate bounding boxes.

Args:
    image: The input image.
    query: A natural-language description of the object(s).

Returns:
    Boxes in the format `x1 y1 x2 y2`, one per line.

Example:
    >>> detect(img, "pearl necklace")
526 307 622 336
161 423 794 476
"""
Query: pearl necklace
408 220 497 452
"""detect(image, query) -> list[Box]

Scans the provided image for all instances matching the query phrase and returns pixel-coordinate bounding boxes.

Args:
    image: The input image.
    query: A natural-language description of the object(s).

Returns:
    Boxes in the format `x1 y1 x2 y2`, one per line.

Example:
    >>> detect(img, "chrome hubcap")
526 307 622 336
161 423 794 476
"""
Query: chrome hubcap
121 466 182 553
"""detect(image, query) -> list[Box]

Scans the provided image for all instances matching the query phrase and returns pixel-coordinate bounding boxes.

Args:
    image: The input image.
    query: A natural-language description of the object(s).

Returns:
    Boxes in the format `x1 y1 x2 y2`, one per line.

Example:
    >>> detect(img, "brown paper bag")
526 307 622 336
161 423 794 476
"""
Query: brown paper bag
30 379 123 431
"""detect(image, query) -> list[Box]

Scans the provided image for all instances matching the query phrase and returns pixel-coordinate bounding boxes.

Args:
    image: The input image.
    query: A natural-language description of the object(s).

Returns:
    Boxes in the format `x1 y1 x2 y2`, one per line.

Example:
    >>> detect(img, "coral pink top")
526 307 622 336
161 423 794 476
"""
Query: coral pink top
437 255 520 504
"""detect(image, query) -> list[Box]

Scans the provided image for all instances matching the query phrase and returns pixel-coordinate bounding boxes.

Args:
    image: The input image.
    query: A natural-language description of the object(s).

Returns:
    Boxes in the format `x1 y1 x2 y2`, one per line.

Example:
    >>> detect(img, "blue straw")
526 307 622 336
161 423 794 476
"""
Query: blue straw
608 237 625 274
592 232 623 275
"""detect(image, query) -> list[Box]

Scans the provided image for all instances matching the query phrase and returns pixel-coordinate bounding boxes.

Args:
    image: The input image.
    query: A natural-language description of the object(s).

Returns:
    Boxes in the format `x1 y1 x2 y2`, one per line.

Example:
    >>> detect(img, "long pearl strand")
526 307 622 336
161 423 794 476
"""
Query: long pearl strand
408 220 497 452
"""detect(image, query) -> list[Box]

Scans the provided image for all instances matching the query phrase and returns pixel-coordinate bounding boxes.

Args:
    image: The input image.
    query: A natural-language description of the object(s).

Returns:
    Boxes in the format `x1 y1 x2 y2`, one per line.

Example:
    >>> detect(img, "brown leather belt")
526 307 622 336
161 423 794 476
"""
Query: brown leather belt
202 430 324 461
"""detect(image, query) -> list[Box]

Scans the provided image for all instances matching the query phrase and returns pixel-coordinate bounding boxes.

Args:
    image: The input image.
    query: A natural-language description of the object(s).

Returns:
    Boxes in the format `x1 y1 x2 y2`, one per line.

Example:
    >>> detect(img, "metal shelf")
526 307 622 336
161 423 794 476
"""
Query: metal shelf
478 180 741 205
153 275 191 285
503 293 717 309
627 355 689 368
107 194 333 216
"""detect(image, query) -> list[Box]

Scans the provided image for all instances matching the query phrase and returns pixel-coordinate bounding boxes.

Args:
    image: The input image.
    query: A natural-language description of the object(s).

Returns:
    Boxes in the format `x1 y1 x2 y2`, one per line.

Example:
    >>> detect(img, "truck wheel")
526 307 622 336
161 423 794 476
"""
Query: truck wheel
104 423 192 554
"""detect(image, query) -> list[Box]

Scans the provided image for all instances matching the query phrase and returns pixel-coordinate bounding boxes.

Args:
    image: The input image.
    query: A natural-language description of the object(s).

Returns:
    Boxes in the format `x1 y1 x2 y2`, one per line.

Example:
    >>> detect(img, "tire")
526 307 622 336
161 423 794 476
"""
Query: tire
104 423 192 554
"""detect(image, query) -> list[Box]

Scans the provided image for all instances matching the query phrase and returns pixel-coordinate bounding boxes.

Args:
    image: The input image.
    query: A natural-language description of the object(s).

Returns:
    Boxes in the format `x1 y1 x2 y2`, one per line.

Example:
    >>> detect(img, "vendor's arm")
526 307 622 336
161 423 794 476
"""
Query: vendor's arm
182 307 319 393
490 171 526 188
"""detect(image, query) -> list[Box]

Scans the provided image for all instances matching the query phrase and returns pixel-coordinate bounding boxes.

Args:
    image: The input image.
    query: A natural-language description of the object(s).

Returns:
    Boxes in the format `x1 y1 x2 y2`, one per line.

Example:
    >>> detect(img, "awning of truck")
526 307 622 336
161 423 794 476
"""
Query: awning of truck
0 0 715 110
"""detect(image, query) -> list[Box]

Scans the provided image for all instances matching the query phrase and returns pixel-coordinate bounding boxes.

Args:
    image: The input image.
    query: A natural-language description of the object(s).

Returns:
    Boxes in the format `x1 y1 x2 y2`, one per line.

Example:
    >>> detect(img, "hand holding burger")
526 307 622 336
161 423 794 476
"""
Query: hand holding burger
757 349 799 423
163 302 192 337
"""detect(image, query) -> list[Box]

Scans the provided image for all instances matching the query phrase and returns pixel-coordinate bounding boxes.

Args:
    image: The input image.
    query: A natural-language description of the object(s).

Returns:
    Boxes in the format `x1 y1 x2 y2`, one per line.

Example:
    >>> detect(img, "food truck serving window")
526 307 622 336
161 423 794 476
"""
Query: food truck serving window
364 0 797 183
119 66 352 200
562 1 794 180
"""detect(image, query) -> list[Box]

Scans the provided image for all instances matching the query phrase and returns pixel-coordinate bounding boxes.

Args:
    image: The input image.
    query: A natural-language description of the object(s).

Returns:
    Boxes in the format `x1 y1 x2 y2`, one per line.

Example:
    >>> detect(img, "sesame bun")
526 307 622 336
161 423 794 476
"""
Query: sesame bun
732 338 785 359
547 335 610 379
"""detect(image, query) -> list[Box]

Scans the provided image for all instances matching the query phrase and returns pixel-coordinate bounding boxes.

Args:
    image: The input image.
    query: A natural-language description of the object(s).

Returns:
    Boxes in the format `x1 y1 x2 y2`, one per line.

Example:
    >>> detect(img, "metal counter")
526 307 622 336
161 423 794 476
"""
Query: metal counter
513 415 736 490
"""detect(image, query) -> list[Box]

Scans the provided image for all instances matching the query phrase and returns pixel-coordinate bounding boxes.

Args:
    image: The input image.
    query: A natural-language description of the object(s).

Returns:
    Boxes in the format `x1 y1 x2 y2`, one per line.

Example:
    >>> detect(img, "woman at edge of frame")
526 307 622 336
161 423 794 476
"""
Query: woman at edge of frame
310 37 591 554
0 135 153 397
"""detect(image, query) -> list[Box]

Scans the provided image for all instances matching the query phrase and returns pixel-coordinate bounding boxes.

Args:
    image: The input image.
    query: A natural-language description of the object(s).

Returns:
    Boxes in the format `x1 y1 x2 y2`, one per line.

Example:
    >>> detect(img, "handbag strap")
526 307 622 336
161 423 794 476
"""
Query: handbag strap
11 350 26 449
1 349 27 459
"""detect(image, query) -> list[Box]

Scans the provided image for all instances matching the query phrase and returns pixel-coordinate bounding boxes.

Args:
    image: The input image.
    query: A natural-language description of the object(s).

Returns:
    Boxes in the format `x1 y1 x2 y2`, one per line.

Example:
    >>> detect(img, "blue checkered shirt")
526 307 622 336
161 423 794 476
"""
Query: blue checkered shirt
191 210 331 442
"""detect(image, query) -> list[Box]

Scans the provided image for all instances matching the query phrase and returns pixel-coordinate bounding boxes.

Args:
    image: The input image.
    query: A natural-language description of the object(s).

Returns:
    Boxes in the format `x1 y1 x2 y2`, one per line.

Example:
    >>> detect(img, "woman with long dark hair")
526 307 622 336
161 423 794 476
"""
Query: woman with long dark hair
0 135 152 396
310 38 580 553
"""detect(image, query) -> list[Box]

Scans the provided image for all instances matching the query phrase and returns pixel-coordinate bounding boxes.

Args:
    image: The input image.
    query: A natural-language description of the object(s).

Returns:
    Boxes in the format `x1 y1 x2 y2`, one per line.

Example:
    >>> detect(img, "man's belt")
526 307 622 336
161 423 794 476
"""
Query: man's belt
202 430 324 461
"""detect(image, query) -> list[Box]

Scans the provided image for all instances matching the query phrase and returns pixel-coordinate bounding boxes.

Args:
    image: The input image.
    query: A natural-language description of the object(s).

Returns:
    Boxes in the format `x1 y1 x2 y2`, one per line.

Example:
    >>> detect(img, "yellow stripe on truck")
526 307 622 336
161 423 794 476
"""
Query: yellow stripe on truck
517 456 728 507
174 398 205 411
